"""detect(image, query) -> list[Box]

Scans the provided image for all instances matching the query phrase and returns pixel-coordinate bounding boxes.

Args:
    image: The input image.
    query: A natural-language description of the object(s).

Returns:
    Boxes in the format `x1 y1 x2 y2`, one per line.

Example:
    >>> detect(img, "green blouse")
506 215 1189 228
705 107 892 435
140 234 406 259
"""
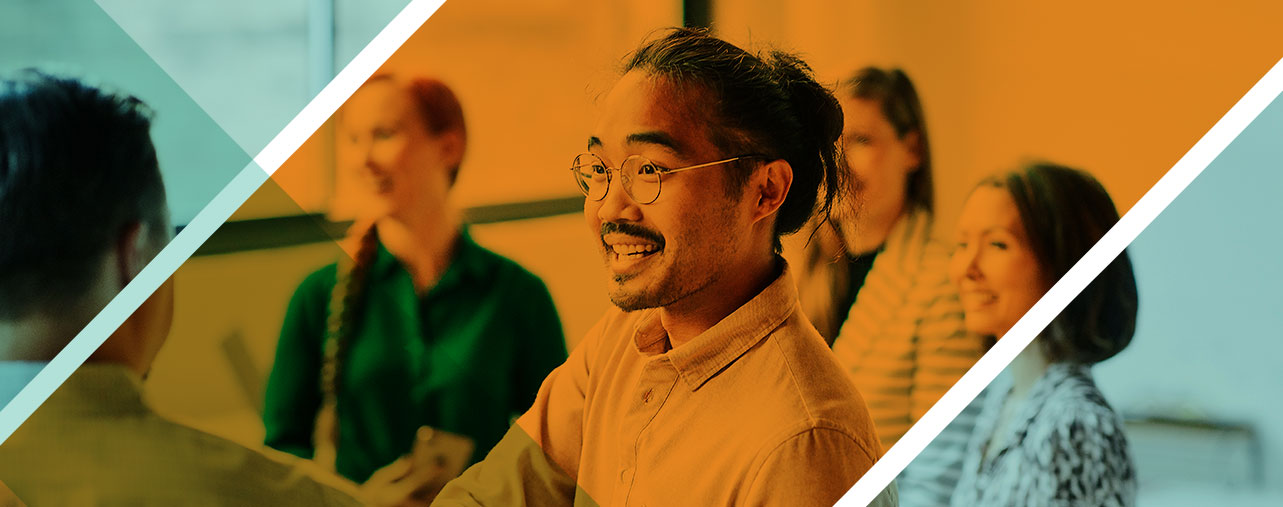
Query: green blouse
262 230 568 483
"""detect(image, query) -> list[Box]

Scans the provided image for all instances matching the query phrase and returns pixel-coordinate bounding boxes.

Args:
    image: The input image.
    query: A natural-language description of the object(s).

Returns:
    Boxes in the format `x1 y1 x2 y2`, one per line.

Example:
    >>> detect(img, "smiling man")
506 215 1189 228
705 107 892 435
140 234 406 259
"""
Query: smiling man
435 28 894 506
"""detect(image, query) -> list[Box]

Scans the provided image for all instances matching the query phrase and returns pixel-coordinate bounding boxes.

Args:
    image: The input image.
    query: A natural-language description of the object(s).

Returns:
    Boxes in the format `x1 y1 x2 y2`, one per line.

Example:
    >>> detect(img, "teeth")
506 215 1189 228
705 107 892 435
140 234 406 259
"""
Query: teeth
964 293 997 305
610 244 658 256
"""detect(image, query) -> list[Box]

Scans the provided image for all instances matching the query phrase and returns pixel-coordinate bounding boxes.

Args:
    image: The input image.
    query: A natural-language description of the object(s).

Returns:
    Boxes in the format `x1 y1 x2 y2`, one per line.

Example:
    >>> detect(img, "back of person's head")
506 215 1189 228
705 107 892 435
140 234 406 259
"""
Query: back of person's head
0 69 168 323
622 27 846 250
842 67 933 215
979 162 1137 364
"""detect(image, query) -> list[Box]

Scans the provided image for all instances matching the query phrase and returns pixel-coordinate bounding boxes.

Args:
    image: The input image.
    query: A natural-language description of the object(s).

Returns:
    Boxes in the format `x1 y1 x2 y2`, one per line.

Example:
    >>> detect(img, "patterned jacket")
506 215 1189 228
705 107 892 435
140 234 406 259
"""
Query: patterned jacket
951 362 1137 507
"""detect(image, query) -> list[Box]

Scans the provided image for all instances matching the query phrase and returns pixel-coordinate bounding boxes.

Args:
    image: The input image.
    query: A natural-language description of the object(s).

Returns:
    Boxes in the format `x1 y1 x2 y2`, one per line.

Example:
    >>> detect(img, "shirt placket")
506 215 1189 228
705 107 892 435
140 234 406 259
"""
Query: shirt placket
615 356 678 507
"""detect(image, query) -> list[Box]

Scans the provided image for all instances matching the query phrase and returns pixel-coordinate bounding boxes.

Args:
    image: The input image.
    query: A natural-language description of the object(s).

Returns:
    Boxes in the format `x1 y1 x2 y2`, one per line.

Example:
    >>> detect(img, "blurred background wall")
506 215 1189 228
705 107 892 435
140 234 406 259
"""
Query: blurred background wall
1093 93 1283 504
712 1 1283 232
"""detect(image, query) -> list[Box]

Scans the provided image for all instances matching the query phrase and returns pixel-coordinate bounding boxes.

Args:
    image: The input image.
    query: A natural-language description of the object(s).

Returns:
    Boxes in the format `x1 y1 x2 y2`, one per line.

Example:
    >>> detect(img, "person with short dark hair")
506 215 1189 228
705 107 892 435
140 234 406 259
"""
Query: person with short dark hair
0 69 168 369
0 69 360 506
947 163 1138 506
435 28 894 506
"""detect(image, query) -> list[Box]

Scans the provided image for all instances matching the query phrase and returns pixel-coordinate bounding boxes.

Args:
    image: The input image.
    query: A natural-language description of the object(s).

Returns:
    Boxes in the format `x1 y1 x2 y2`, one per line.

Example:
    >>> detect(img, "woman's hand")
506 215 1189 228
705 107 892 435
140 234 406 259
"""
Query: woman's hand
360 456 447 507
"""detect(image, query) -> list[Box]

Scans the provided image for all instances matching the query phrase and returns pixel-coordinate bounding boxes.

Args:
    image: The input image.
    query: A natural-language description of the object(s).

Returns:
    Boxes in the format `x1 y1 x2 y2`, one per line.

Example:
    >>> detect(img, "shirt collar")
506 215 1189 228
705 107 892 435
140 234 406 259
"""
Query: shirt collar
0 361 46 408
979 362 1094 467
633 259 799 392
36 363 149 417
1025 362 1092 402
370 225 489 292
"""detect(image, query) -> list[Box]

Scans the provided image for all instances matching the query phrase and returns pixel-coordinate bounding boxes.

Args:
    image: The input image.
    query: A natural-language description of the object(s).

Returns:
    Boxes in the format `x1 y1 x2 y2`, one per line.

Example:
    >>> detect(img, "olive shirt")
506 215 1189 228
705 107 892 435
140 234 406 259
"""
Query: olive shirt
0 364 360 506
263 230 568 483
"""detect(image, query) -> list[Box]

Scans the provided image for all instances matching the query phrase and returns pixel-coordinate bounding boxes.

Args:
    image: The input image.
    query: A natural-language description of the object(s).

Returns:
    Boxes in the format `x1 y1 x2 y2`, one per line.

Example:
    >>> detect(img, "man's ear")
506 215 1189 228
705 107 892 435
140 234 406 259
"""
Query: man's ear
114 221 148 288
751 159 793 224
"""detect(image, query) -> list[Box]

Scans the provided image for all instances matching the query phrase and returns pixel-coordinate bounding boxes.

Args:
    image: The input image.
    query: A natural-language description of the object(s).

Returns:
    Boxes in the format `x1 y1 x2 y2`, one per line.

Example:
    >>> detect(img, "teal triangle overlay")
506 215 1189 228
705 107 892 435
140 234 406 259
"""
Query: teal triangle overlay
94 0 411 157
0 0 446 445
0 0 251 226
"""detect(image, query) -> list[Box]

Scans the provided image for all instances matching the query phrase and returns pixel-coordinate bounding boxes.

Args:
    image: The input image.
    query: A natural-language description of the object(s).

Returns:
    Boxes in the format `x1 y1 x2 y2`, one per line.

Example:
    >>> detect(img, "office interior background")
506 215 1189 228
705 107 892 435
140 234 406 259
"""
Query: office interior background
5 1 1282 504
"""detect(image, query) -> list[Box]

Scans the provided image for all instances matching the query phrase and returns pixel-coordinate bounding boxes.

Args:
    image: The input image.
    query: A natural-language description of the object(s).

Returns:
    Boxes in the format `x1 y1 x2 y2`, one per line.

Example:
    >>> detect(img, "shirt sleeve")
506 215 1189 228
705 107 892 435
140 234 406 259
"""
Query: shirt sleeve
743 426 877 507
235 443 365 507
509 272 569 416
434 314 605 506
262 266 334 459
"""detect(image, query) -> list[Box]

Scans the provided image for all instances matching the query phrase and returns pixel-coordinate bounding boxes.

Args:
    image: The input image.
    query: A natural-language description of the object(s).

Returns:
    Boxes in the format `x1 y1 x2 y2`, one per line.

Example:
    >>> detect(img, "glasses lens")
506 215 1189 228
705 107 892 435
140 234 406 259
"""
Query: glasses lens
572 154 609 200
623 156 661 204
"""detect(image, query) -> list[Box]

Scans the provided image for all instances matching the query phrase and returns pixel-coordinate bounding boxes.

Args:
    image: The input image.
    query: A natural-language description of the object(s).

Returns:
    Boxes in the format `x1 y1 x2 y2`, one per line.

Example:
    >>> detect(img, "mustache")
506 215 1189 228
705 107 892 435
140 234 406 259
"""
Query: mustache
600 221 665 246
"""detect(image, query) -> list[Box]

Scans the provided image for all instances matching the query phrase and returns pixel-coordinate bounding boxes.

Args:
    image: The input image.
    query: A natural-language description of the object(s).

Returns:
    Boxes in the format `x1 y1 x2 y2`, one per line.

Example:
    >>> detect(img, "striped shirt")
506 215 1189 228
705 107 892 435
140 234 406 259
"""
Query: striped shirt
897 383 989 506
806 213 986 450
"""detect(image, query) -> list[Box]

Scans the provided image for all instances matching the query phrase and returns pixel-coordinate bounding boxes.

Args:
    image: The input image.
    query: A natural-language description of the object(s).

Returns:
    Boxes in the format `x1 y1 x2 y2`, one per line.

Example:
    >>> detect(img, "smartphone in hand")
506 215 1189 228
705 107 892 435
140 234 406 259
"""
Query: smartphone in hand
405 426 475 502
411 426 475 480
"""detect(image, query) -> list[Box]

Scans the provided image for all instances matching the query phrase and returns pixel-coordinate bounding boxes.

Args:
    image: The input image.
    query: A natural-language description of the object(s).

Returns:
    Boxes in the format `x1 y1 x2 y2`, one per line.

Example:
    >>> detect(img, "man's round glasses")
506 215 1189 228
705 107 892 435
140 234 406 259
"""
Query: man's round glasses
569 152 759 205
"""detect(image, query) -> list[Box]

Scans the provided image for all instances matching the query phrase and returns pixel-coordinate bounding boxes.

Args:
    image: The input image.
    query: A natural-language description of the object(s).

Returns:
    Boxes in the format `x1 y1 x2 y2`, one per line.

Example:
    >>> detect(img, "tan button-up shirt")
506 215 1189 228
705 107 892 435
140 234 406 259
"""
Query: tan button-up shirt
437 264 888 506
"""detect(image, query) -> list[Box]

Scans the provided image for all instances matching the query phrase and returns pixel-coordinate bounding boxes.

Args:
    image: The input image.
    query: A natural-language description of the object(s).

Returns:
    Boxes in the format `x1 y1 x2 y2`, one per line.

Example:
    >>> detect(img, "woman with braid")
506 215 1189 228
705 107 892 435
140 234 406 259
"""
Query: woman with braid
262 75 568 498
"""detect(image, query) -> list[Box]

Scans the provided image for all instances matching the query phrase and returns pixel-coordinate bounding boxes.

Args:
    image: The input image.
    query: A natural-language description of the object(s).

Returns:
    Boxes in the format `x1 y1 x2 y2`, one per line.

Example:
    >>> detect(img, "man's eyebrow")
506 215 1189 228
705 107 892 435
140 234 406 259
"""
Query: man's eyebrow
626 131 683 154
587 136 602 150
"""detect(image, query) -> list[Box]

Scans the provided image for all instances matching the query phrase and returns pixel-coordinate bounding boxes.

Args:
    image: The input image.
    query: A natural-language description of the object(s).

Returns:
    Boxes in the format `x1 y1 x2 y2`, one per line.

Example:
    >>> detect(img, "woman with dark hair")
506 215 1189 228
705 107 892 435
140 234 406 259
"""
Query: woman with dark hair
948 163 1138 506
261 75 568 495
794 67 984 452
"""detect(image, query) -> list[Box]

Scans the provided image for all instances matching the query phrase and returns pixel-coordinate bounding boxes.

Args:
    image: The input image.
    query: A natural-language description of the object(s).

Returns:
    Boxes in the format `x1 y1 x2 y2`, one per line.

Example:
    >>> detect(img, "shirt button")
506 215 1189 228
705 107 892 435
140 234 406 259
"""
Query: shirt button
642 389 653 403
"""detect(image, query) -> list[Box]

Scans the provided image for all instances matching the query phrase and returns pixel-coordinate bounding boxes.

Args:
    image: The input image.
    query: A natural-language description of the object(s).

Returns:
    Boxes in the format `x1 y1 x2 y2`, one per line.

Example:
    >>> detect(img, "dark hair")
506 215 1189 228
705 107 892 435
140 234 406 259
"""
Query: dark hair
977 163 1137 364
317 222 380 454
360 74 467 185
0 69 167 320
842 67 933 216
622 27 846 251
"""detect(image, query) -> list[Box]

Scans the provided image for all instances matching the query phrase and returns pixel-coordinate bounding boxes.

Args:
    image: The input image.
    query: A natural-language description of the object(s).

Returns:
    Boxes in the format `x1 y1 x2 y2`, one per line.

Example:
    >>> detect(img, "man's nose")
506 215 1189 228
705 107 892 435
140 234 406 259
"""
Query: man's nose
596 173 643 223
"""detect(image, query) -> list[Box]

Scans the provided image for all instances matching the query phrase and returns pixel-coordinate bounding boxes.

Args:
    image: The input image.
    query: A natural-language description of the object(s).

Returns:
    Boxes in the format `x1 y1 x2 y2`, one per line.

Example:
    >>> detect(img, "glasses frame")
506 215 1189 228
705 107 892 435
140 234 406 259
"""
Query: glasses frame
569 152 762 204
